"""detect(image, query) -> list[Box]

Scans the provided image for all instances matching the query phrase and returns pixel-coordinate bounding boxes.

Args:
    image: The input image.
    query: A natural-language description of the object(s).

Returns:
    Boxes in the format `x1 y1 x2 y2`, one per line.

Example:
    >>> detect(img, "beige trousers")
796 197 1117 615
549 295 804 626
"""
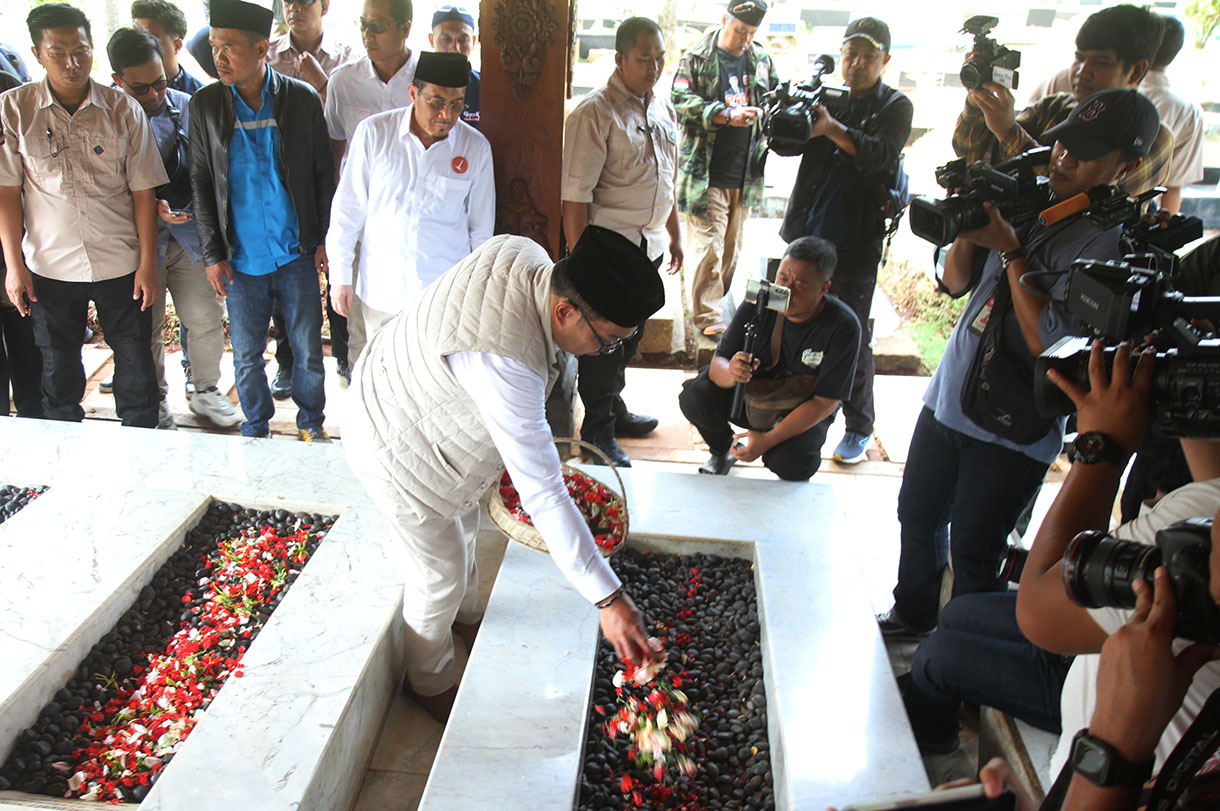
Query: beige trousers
153 238 226 391
348 295 396 364
685 187 749 331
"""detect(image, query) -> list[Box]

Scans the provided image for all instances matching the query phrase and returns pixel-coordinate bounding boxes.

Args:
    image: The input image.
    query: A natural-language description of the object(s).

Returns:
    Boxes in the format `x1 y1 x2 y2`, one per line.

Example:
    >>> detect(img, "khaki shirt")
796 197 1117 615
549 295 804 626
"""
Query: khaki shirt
561 71 678 257
0 79 168 282
267 33 352 83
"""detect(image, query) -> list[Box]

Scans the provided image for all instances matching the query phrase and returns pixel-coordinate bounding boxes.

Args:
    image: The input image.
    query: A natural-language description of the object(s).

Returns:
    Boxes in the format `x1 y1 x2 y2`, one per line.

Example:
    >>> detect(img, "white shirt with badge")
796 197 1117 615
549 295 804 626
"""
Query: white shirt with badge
326 105 495 314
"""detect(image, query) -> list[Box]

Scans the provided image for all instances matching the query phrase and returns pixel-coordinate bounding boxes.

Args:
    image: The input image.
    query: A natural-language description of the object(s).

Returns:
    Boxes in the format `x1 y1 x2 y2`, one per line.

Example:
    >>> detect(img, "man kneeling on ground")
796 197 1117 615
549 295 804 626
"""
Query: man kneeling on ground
679 236 860 481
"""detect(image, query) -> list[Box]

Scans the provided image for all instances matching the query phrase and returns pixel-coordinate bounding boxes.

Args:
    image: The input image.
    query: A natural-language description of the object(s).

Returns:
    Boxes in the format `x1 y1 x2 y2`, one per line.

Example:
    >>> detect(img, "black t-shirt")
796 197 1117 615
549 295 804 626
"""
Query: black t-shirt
708 48 751 190
715 295 861 402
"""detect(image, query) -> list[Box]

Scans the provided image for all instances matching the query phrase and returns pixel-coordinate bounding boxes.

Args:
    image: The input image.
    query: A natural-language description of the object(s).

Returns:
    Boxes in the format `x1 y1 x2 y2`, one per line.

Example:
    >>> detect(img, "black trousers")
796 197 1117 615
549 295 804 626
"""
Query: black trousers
577 319 646 440
30 272 158 427
273 277 349 370
0 302 43 417
678 366 830 481
829 244 881 436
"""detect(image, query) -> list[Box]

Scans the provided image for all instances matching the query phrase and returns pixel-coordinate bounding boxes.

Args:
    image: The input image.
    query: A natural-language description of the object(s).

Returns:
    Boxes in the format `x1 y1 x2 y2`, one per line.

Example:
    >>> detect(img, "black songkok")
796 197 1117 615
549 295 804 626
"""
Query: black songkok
415 51 471 88
209 0 273 39
565 226 665 328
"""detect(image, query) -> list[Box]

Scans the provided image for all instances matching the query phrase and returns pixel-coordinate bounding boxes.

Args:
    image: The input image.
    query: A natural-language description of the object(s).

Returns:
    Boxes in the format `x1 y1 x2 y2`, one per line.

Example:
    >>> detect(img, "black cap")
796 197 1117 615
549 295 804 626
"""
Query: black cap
209 0 273 39
1043 89 1160 161
843 17 891 52
727 0 767 27
565 226 665 328
415 51 470 88
432 4 476 29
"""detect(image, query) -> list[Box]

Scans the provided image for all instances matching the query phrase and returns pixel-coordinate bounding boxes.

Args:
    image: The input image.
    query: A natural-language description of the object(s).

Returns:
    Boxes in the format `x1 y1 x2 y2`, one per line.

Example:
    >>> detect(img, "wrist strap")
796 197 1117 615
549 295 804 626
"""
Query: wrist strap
999 246 1026 269
596 586 626 610
1147 687 1220 810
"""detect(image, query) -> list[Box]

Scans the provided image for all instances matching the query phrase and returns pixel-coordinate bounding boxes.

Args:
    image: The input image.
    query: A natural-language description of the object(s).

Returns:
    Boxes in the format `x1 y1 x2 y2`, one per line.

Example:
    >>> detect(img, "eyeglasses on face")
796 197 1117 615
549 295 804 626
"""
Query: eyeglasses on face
422 94 465 113
360 18 399 34
570 301 635 355
123 76 167 95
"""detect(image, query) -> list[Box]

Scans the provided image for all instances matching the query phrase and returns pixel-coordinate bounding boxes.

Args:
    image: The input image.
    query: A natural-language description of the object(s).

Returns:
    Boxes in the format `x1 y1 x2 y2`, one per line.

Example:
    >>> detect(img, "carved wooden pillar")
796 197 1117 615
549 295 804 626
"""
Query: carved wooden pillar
479 0 572 259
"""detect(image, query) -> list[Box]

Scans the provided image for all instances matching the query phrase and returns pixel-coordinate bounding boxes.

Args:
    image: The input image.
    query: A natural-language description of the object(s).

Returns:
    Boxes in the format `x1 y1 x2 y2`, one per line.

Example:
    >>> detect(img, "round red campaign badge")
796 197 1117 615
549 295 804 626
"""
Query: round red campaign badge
451 156 468 174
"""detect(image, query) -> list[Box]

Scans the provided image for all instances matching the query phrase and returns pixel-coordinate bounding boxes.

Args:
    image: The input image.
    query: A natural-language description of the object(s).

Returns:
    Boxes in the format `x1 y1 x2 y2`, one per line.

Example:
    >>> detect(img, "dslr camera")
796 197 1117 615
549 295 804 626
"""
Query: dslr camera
764 55 851 157
1032 201 1220 438
908 146 1051 246
1063 518 1219 644
959 15 1021 91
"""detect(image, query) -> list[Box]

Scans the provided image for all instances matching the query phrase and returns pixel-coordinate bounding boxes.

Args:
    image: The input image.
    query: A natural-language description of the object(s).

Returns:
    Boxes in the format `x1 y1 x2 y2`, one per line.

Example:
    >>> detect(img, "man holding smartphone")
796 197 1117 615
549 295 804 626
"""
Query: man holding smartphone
108 27 240 429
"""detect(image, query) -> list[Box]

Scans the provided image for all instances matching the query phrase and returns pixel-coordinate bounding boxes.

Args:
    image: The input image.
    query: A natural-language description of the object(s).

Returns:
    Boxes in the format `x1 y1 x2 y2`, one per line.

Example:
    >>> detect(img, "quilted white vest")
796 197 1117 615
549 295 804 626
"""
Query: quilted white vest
346 235 561 519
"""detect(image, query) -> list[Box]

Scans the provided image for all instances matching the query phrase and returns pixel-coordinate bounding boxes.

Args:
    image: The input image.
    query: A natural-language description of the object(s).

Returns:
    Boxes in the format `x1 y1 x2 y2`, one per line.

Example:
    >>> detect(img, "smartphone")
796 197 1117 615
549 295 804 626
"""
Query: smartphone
842 785 1016 811
744 278 791 313
168 209 192 218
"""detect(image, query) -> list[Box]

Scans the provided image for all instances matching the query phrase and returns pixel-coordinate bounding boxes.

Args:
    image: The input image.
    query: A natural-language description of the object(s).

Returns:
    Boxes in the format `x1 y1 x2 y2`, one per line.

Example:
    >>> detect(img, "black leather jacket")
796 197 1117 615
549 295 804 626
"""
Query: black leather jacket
188 67 334 267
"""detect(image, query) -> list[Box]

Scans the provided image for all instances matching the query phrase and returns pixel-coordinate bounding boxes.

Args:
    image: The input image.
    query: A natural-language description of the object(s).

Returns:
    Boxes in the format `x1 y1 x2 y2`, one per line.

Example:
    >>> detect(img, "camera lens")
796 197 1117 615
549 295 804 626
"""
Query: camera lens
1062 529 1161 610
959 60 985 90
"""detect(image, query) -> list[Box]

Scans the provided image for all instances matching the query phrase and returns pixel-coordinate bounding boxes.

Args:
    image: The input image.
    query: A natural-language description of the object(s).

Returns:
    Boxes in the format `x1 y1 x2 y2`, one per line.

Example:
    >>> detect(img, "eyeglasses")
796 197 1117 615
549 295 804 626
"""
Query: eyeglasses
571 301 635 355
421 94 465 113
124 76 167 96
359 18 398 34
285 0 319 5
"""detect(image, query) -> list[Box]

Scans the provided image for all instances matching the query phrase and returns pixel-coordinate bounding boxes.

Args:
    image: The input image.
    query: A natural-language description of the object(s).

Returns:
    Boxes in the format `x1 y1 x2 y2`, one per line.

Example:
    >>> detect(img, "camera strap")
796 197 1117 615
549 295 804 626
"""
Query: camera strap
1145 687 1220 810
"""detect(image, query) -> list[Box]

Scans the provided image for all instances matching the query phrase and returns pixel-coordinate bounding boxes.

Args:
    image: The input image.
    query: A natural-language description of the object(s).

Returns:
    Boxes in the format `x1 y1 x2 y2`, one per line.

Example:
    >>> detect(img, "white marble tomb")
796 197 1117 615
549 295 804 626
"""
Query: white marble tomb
0 418 928 810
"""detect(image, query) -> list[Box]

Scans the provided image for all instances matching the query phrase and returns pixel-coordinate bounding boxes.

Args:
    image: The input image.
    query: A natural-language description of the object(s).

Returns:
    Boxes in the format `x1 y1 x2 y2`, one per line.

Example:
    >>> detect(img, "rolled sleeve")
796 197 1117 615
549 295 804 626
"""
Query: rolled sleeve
447 351 622 604
561 103 607 204
124 101 170 191
0 98 22 187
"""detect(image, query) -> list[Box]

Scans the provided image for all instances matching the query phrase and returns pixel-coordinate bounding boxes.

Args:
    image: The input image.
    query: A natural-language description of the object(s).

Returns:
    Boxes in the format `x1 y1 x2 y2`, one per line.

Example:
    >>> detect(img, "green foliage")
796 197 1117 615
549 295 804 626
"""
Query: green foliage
879 257 967 374
1185 0 1220 48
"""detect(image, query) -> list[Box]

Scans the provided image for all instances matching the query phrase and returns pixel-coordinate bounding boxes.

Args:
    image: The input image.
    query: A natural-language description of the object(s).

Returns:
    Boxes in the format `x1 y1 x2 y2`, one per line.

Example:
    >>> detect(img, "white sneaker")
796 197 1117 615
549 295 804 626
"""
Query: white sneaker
157 400 177 430
189 386 242 428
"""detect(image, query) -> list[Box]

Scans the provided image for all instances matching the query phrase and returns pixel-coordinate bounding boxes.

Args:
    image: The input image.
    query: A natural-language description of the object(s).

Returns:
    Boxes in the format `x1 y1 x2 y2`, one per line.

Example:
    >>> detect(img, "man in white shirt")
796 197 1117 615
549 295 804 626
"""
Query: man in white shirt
1138 15 1204 213
325 0 417 171
343 225 666 722
562 16 680 467
327 51 493 360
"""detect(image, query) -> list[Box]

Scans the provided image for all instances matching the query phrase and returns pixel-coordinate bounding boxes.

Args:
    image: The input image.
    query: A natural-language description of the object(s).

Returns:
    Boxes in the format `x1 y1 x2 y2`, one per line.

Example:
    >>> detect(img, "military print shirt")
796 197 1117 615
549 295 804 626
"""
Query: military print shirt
672 29 779 219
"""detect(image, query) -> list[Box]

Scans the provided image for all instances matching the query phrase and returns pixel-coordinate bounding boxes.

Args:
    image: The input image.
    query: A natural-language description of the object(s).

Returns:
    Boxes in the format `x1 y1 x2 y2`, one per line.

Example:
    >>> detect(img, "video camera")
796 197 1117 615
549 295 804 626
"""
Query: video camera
1032 196 1219 438
763 55 851 157
959 15 1021 91
1064 518 1219 644
908 146 1051 246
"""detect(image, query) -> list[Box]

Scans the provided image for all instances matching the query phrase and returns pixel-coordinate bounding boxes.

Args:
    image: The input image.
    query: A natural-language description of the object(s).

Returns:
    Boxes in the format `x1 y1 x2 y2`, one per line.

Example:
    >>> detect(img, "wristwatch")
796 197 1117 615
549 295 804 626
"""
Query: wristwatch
1070 729 1154 787
998 246 1026 269
1068 431 1131 470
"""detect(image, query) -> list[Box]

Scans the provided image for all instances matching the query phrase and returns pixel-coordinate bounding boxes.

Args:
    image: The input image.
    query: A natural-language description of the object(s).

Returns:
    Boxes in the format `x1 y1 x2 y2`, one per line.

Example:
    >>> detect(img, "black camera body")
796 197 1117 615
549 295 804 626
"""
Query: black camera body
1032 208 1220 437
1063 518 1220 644
959 15 1021 91
765 55 851 157
908 146 1051 246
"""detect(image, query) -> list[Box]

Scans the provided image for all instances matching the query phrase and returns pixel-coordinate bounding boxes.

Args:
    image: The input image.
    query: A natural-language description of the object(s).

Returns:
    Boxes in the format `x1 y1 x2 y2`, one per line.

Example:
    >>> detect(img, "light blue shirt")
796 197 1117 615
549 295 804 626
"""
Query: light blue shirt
227 70 298 276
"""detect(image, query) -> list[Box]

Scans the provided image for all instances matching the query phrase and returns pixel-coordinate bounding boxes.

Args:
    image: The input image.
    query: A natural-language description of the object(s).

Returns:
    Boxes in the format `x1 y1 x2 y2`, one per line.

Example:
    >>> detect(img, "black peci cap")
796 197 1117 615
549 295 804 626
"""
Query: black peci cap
564 226 665 328
1043 89 1160 161
415 51 471 88
209 0 273 39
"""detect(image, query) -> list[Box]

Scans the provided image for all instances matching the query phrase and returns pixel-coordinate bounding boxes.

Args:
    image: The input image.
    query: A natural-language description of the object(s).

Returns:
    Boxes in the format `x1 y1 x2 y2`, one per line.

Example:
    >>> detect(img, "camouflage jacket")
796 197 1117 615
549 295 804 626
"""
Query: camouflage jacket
672 29 780 219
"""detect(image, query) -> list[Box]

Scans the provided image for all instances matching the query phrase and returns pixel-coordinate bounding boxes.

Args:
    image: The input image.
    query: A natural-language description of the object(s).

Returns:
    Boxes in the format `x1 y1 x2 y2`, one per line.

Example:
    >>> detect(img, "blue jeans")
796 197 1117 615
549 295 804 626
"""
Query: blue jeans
893 408 1048 630
227 255 325 437
902 592 1072 746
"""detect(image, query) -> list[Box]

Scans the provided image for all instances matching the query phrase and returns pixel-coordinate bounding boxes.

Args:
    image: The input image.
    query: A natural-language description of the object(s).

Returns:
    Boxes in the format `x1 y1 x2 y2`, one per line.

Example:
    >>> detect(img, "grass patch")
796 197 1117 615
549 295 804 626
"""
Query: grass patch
879 256 967 373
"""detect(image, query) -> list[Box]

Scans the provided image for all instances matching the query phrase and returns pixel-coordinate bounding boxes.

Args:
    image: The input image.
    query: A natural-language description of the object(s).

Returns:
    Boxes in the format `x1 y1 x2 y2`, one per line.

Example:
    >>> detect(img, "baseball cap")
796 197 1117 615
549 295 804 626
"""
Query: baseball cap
726 0 767 27
1043 89 1160 161
843 17 891 53
432 4 476 30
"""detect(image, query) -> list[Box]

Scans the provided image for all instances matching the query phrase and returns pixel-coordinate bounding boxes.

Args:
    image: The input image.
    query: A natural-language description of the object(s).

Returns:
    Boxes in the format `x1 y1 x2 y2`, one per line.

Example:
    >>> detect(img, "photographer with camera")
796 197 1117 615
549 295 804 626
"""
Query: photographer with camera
878 90 1159 640
678 236 860 480
953 4 1172 199
777 16 912 466
1015 341 1220 798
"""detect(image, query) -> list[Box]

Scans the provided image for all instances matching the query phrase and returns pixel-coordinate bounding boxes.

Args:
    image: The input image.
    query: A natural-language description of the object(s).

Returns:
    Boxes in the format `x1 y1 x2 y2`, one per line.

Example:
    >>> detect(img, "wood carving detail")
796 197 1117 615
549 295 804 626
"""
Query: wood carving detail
493 0 558 101
497 177 551 255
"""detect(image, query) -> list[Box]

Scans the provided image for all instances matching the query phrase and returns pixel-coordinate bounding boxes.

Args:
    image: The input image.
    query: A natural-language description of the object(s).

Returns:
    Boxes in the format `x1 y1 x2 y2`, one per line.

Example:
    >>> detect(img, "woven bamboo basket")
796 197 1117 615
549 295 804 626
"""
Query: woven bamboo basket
487 438 629 557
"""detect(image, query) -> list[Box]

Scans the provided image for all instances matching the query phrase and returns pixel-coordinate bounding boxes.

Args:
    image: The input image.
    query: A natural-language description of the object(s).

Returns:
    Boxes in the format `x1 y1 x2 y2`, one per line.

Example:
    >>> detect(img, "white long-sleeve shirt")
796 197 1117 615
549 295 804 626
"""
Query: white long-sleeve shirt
326 106 495 314
446 350 622 604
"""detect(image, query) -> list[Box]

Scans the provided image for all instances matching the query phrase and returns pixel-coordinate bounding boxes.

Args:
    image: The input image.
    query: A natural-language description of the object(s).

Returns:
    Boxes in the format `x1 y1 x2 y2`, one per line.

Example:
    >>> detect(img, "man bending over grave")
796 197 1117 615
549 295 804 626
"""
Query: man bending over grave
343 225 665 722
678 236 860 481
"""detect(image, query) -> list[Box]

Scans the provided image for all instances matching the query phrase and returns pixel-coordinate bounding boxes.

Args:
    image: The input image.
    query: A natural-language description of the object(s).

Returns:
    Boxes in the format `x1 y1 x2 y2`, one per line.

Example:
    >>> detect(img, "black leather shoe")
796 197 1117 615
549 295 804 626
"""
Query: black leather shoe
585 434 631 467
614 411 659 437
271 367 292 400
698 453 735 475
876 607 932 640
